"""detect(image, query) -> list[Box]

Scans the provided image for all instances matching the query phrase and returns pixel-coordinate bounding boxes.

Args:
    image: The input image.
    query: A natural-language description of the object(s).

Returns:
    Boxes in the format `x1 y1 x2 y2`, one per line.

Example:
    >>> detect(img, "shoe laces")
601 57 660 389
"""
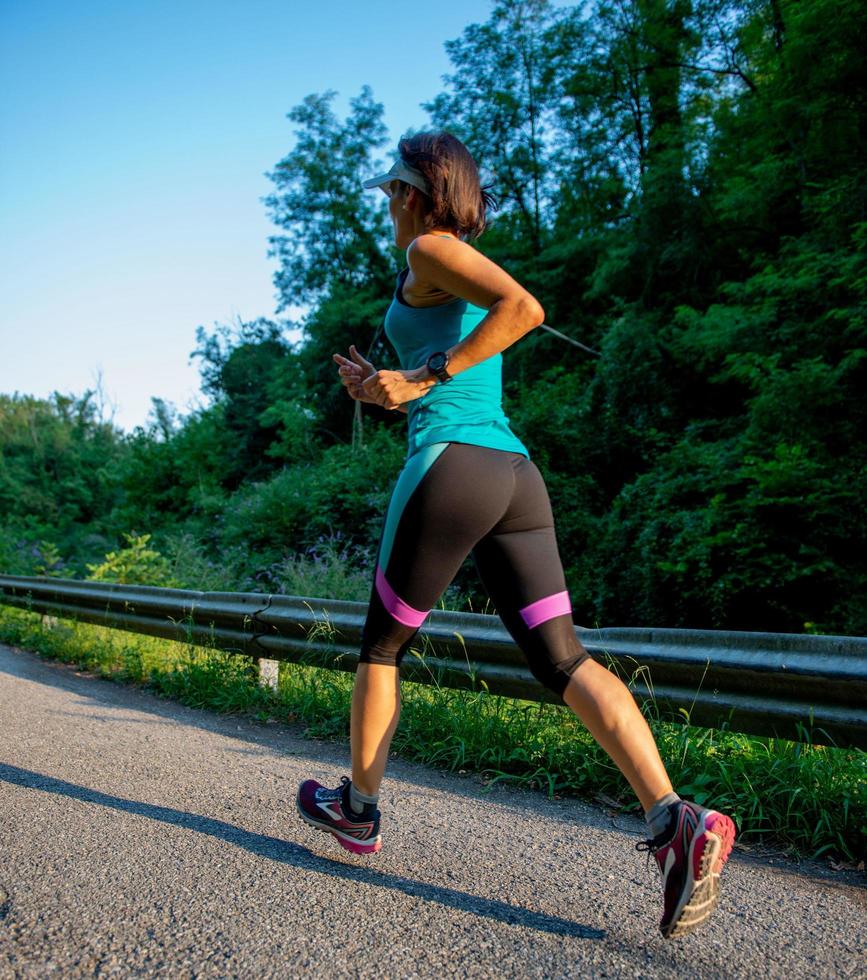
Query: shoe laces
318 776 351 802
635 801 680 863
635 830 668 870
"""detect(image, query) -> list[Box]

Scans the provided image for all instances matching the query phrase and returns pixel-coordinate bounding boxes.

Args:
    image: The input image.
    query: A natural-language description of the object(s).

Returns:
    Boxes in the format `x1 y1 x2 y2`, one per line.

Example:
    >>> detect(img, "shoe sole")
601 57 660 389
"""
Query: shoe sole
295 793 382 856
664 811 736 940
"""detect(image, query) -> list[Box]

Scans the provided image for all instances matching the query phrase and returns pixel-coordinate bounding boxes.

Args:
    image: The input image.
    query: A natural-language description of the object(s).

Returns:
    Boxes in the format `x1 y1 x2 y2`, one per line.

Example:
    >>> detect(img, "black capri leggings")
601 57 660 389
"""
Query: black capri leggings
360 442 590 697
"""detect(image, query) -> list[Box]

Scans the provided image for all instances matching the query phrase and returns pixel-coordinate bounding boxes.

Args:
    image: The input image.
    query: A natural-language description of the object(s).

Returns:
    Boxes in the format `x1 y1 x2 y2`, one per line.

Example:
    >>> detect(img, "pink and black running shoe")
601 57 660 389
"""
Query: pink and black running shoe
296 776 382 855
638 799 736 939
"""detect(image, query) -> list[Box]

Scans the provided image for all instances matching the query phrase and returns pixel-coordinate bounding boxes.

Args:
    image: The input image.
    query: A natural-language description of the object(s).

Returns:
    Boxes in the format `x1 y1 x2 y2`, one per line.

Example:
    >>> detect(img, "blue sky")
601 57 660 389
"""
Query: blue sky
1 0 550 430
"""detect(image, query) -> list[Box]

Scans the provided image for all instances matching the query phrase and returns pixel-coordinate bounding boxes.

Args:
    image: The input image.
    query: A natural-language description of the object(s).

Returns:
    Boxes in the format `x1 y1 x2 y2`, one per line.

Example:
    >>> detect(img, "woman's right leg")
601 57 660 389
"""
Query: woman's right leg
561 660 672 811
351 443 516 798
350 662 401 797
297 443 519 851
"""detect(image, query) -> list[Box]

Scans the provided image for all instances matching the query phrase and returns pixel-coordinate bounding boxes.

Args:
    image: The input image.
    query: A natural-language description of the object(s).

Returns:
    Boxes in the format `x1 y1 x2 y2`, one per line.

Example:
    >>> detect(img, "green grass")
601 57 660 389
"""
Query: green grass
1 605 865 863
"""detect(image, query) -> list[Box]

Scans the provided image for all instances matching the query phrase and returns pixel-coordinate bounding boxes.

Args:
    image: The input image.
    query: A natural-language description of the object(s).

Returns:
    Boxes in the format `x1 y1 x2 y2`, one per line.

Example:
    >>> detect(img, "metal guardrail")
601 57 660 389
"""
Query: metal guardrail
1 574 865 749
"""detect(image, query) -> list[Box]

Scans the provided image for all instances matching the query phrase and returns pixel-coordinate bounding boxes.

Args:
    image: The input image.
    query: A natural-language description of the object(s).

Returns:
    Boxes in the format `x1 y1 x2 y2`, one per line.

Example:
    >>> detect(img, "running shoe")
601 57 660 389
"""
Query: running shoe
638 799 736 939
296 776 382 855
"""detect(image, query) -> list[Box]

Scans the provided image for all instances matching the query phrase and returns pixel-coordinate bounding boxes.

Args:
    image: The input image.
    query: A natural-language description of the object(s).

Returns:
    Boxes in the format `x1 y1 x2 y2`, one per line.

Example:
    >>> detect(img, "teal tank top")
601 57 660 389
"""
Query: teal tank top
383 268 529 460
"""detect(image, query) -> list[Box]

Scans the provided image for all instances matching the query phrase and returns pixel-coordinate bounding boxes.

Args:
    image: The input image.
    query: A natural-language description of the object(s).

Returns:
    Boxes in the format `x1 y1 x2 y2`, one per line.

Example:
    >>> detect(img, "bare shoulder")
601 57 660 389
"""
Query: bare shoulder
407 233 471 262
407 234 494 276
406 232 538 313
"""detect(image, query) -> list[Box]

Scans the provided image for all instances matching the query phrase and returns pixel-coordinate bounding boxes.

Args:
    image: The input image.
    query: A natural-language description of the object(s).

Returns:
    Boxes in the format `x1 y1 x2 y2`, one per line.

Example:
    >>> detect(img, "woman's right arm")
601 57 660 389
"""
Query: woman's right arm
334 345 408 412
333 345 378 404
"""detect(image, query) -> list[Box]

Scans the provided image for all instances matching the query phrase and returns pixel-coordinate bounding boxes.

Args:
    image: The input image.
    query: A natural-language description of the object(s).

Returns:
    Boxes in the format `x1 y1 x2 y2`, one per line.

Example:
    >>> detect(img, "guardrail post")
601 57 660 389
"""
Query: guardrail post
257 657 280 692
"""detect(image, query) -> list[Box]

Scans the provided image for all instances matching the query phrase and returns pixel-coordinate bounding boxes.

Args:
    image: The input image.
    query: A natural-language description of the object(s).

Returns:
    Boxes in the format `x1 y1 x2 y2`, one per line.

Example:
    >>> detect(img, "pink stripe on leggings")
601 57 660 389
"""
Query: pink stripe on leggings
375 566 429 628
520 590 572 629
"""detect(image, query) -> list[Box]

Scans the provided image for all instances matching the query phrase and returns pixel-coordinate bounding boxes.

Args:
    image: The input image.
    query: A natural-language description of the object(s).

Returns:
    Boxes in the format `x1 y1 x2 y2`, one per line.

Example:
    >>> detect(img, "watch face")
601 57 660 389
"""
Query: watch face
428 352 447 371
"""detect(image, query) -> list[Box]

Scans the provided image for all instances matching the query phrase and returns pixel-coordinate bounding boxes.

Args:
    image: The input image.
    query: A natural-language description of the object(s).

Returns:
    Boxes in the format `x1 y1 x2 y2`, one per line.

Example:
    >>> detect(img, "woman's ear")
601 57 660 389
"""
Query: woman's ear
404 186 419 211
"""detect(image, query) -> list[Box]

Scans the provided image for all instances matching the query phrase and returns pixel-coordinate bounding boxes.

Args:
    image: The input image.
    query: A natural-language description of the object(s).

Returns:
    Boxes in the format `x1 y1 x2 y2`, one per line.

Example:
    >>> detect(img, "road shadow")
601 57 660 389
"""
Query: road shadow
0 762 605 941
0 643 620 833
9 644 859 895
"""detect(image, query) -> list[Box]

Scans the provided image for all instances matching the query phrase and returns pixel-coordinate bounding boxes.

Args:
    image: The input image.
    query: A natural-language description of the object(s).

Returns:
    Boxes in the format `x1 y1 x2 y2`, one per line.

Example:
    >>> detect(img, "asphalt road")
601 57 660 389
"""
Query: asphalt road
0 642 864 978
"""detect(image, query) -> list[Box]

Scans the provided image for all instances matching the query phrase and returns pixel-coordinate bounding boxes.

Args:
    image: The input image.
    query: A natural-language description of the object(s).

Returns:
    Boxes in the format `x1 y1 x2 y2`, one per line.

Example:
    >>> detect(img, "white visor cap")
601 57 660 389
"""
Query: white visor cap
361 159 430 196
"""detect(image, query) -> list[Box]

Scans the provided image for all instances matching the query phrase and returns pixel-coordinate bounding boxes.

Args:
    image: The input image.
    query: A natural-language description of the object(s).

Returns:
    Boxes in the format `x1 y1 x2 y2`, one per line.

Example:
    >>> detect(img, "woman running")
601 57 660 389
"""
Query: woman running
296 132 735 939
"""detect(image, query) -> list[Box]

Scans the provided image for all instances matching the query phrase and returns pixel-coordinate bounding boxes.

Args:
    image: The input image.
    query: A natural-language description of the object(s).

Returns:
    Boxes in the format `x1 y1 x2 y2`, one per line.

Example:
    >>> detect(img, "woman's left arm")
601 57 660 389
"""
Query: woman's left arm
410 234 545 374
362 236 544 410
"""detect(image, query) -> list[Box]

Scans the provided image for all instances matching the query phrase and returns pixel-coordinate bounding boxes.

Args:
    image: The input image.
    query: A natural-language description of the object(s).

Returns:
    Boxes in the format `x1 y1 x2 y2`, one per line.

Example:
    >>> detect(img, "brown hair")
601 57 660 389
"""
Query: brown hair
397 132 496 241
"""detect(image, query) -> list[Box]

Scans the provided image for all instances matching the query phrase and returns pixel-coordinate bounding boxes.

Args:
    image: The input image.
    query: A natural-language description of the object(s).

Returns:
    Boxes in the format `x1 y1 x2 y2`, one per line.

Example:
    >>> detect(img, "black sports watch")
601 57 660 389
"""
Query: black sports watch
426 351 453 384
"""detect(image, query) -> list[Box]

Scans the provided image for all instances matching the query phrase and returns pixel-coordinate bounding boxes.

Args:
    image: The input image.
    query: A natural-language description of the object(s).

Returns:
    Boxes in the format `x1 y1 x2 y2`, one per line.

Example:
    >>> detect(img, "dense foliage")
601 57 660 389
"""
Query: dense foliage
3 0 865 634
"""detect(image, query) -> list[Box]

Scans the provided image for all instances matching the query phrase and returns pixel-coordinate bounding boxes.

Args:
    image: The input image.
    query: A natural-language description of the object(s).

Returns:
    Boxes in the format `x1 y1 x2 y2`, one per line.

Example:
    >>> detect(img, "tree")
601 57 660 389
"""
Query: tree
426 0 560 259
263 86 392 309
191 318 294 485
0 392 126 571
263 87 400 447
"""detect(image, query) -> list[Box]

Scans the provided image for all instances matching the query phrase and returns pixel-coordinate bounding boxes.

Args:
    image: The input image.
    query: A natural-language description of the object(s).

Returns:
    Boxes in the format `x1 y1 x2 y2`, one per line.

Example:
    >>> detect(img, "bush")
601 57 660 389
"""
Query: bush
218 426 404 576
87 533 177 588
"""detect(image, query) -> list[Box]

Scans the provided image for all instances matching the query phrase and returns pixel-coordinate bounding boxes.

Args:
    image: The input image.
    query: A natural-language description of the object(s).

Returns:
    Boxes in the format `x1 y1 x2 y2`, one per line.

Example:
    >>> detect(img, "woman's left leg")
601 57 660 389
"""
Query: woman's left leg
472 456 735 938
469 459 672 809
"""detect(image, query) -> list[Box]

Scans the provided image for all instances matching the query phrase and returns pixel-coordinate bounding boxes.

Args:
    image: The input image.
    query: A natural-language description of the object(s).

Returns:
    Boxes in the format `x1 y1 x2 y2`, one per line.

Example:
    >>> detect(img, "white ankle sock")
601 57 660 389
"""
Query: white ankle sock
348 781 379 816
645 792 681 837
